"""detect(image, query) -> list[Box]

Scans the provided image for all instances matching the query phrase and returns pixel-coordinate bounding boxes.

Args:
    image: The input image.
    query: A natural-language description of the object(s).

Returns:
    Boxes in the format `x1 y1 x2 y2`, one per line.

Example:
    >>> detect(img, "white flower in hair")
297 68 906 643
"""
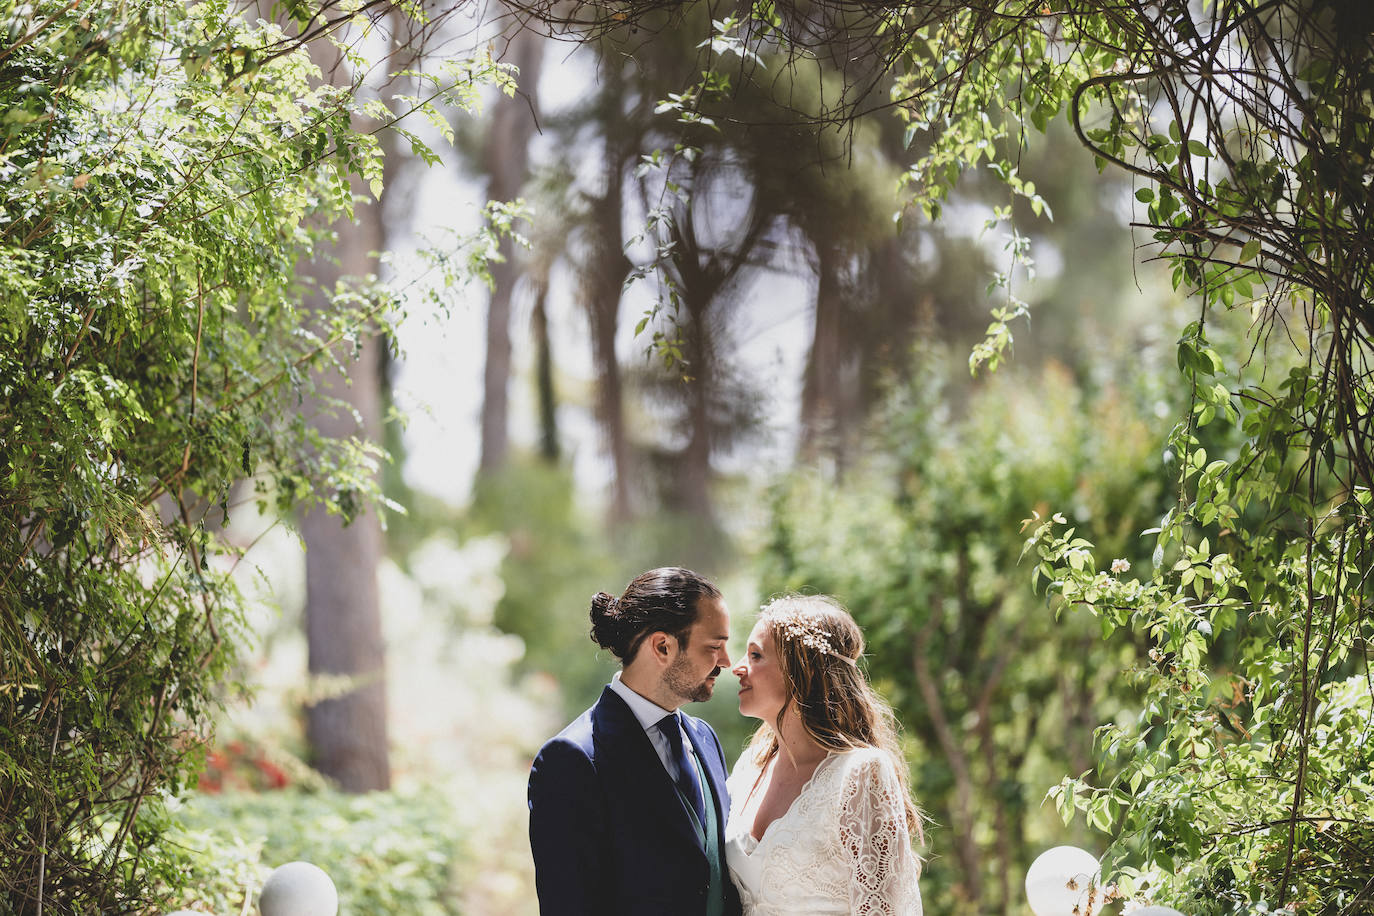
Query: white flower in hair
759 606 857 664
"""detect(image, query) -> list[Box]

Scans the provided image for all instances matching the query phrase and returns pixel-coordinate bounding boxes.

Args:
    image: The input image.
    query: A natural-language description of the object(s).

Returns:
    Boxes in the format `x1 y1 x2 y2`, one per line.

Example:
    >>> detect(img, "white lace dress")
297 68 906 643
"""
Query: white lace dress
724 747 923 915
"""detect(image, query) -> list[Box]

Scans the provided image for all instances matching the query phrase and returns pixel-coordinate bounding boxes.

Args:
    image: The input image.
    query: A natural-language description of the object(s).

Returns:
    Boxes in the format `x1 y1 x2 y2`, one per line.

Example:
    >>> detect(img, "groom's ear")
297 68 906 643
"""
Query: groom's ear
646 631 675 666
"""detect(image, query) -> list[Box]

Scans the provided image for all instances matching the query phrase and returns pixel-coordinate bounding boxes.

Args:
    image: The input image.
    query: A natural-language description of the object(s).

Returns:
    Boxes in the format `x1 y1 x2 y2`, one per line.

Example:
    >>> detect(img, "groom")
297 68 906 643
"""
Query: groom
527 567 741 916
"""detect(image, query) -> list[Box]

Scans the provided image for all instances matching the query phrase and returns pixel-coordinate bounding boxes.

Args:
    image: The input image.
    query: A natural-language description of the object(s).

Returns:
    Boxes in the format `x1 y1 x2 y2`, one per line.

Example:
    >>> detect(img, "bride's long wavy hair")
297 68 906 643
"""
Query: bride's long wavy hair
744 594 924 840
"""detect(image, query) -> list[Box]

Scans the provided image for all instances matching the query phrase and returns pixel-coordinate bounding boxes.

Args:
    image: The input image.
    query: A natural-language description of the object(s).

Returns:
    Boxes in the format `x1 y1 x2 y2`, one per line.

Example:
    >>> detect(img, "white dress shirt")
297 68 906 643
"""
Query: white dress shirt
609 672 696 783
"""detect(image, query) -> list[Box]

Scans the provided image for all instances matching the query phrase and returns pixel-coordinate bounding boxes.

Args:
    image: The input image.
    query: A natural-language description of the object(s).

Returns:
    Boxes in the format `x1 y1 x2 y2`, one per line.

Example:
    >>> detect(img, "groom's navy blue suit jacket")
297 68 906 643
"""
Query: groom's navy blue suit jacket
527 686 742 916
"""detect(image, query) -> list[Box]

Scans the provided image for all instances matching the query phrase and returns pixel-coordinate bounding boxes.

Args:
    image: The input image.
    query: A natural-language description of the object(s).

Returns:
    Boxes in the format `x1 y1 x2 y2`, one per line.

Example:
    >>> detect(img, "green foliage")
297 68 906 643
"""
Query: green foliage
987 3 1374 910
887 7 1071 374
163 788 467 915
760 349 1178 914
0 1 492 910
1029 326 1374 912
648 0 1374 909
464 457 748 721
465 459 623 713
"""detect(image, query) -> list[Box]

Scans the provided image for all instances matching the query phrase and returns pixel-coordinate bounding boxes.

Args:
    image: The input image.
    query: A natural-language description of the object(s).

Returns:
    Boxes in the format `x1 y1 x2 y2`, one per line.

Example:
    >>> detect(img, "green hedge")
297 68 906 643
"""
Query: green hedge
162 788 467 915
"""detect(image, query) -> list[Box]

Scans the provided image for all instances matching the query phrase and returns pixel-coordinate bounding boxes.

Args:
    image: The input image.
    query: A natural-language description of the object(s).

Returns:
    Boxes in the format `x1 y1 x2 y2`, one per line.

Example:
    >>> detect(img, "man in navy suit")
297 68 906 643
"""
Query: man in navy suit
528 567 741 916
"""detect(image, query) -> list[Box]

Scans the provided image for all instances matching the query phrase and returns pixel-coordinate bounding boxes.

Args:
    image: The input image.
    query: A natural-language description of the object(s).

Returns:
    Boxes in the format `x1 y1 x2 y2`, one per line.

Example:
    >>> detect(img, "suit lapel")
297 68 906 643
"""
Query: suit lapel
591 687 705 854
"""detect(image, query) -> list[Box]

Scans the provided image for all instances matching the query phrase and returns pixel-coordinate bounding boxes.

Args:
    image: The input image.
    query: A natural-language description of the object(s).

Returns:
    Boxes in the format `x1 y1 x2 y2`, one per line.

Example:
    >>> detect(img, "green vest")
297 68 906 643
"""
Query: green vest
677 751 727 916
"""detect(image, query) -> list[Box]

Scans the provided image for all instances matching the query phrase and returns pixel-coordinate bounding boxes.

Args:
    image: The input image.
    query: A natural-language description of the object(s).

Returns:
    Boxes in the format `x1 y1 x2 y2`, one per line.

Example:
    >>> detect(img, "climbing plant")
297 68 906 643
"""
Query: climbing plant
0 0 502 910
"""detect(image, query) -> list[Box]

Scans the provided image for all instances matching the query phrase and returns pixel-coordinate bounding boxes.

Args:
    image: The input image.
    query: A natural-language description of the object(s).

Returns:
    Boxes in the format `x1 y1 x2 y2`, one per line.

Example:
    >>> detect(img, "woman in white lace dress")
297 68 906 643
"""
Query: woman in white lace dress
725 595 924 915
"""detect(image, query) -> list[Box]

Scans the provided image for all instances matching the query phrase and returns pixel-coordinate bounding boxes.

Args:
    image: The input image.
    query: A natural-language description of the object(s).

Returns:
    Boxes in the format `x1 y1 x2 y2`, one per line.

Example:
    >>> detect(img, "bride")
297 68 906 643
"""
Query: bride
725 595 924 915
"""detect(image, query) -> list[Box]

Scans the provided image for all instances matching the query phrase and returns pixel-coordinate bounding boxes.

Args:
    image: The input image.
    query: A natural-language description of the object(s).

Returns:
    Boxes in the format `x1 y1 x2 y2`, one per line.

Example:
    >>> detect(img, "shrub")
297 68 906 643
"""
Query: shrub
0 1 487 909
162 788 467 915
760 351 1178 913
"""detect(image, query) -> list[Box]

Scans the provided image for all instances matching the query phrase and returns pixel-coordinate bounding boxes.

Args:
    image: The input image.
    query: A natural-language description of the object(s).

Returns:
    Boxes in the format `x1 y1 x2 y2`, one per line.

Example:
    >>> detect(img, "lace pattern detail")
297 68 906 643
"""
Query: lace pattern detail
725 748 923 916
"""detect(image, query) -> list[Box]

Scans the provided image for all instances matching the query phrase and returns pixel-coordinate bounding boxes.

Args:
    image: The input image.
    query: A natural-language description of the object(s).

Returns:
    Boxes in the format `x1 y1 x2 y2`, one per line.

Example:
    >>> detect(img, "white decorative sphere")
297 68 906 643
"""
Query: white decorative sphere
1025 846 1101 916
1131 908 1186 916
259 860 339 916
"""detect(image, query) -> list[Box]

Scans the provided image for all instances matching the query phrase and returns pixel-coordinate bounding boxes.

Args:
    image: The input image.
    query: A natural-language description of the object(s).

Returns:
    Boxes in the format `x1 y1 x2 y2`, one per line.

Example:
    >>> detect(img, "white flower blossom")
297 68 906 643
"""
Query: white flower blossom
759 608 858 665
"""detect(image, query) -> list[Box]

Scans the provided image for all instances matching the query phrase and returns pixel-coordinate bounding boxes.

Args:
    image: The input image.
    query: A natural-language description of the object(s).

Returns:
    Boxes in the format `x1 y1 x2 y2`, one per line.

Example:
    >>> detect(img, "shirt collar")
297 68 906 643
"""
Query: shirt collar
609 671 677 732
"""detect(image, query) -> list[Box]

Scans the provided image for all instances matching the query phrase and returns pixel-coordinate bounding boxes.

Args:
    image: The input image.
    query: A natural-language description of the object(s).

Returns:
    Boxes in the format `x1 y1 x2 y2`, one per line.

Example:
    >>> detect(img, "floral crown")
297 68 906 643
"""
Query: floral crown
759 605 859 666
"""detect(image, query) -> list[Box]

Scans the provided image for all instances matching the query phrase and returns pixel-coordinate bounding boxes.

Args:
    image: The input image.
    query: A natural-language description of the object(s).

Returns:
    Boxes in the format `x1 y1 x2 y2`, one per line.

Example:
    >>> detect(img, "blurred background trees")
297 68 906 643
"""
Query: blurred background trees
7 0 1372 913
760 349 1179 913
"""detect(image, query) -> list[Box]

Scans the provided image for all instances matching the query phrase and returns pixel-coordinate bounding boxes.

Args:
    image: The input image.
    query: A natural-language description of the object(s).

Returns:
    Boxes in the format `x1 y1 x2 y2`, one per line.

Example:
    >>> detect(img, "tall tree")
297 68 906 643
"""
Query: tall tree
479 31 546 473
636 160 772 523
298 32 391 793
564 52 642 520
523 168 584 464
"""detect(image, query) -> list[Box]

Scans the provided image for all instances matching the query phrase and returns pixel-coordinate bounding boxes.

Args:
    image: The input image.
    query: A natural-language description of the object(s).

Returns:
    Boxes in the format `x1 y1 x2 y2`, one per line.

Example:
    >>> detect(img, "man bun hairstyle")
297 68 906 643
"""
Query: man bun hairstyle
588 567 721 663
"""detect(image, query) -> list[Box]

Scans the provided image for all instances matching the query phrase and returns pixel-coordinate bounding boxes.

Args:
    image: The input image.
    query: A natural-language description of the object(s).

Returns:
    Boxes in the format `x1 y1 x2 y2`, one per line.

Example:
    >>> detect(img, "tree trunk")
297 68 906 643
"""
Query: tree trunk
911 597 983 907
799 242 860 470
300 222 391 792
975 634 1019 915
679 296 715 520
299 36 390 793
530 274 559 462
479 32 545 473
583 158 634 521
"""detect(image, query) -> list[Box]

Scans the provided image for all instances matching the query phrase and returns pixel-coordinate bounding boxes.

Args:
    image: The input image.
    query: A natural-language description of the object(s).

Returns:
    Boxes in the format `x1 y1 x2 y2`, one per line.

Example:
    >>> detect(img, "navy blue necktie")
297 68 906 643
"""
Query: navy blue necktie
657 713 706 827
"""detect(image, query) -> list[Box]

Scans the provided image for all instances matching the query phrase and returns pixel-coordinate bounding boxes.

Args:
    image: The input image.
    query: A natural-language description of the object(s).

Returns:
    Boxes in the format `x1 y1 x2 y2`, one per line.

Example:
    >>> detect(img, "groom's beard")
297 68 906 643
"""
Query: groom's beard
665 655 719 704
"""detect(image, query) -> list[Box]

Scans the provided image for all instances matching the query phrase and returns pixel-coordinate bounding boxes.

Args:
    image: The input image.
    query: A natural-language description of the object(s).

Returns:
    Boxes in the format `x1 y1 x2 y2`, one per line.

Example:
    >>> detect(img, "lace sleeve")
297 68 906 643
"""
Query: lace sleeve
838 751 923 916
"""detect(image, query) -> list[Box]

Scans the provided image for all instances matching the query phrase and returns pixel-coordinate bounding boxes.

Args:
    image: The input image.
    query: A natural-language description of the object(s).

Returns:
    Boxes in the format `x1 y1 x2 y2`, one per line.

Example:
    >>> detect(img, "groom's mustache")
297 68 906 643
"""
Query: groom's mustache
708 668 721 678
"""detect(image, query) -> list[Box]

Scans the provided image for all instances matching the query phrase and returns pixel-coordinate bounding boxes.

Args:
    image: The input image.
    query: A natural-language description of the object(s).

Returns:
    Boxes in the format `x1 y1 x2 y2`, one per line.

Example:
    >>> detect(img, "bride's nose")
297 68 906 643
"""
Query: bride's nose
732 661 746 678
